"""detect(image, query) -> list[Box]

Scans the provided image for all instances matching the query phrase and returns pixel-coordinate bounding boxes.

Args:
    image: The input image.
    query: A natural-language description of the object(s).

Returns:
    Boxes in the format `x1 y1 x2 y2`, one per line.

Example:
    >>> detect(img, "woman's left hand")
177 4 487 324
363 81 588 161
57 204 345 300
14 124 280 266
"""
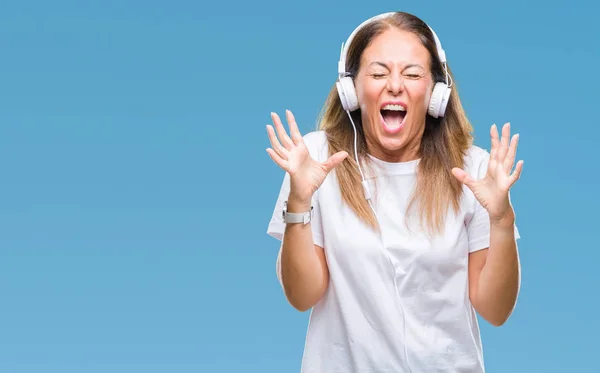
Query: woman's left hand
452 122 524 226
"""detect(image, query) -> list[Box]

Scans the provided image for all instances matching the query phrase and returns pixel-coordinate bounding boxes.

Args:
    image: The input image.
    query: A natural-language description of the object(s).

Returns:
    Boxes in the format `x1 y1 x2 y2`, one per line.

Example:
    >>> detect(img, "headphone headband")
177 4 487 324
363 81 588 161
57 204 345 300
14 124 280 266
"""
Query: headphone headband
337 12 447 77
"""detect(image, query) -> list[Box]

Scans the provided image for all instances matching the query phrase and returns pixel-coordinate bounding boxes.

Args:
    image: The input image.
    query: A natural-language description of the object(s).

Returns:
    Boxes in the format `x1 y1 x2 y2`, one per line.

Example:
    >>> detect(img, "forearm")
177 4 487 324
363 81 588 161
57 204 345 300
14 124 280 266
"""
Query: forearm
475 211 521 326
278 198 329 312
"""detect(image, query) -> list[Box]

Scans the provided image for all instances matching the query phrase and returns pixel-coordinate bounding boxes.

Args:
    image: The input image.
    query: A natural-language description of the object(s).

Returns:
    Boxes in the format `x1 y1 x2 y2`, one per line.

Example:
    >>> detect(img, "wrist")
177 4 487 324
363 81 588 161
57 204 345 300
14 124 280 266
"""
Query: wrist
286 194 312 212
490 208 515 230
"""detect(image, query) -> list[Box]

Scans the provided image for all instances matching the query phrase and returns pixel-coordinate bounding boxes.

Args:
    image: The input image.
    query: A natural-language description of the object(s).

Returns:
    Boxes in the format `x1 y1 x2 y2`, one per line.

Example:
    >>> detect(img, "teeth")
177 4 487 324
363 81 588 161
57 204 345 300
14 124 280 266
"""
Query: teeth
382 104 406 111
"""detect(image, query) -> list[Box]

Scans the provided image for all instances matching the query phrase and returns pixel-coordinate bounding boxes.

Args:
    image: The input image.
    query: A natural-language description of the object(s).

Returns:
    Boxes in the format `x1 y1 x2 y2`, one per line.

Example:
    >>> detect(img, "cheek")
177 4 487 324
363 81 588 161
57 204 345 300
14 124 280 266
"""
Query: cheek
422 89 431 108
356 80 385 110
407 81 433 112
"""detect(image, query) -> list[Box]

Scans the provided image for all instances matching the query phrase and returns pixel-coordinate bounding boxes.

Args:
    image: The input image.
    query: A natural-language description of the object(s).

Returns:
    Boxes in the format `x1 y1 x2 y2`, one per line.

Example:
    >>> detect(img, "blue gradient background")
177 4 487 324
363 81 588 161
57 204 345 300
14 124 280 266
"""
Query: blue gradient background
0 1 597 372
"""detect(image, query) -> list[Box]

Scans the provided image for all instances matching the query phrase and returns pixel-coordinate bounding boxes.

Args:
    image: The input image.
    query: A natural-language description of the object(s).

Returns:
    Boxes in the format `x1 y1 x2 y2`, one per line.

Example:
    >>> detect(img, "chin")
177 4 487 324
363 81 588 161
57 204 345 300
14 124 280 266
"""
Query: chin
363 111 418 156
377 134 407 152
371 114 418 156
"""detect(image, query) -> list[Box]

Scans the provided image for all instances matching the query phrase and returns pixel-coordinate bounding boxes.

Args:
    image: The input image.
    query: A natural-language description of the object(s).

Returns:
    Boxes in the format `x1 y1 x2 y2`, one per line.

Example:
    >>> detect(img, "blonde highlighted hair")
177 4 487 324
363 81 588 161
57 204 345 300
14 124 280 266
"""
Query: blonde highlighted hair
317 12 474 235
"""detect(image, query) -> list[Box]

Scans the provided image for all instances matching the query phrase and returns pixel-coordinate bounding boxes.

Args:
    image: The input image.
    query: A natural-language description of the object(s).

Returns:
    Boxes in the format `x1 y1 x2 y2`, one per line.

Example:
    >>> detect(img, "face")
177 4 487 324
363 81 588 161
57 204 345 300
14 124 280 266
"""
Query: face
354 27 434 162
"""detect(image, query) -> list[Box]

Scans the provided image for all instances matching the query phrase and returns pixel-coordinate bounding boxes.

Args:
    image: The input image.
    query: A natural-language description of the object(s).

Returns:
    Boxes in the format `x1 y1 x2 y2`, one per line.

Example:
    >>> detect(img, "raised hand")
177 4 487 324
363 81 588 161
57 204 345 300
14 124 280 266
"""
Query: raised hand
266 110 348 205
451 122 524 224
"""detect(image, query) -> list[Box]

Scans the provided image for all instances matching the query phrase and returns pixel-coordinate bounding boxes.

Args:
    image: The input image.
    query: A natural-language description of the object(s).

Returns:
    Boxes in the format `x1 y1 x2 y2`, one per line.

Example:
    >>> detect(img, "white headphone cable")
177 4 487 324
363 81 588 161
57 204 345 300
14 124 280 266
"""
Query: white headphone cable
345 110 413 373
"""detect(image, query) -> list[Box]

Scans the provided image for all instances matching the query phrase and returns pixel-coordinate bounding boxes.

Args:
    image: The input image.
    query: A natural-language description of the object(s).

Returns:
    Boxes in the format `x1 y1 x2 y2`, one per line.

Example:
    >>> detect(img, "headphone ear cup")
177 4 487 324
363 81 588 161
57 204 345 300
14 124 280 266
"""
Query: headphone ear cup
336 76 359 111
428 82 451 118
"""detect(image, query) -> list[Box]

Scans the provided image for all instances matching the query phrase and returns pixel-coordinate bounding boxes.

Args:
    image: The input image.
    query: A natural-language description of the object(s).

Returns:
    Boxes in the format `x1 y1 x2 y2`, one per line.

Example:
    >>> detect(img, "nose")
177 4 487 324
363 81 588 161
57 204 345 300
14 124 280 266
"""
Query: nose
386 73 404 95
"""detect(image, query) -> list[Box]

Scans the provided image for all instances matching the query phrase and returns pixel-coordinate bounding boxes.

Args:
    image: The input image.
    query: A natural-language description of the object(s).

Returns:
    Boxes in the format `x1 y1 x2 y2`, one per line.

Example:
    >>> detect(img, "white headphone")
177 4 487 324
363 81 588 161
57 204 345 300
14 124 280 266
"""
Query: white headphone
336 12 455 203
336 12 453 118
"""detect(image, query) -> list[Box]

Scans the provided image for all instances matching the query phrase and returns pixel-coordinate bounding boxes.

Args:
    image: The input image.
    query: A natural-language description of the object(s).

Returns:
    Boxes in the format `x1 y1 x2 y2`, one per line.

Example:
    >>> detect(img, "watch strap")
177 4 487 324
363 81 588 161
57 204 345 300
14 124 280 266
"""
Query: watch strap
282 201 314 225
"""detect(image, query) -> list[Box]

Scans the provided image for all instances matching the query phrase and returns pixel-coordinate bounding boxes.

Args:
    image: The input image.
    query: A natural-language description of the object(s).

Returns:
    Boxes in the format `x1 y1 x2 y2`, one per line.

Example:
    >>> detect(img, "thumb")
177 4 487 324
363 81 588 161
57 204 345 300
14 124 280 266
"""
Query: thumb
451 167 476 190
322 151 349 173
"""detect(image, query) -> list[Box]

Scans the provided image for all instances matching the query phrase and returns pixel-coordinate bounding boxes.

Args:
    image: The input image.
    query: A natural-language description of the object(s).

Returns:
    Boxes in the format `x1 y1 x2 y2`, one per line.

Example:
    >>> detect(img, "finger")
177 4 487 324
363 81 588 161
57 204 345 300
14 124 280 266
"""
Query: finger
266 148 289 170
322 151 348 173
503 133 519 172
271 112 294 149
266 125 289 160
489 124 500 161
498 122 510 161
286 109 304 145
508 160 524 186
451 167 476 190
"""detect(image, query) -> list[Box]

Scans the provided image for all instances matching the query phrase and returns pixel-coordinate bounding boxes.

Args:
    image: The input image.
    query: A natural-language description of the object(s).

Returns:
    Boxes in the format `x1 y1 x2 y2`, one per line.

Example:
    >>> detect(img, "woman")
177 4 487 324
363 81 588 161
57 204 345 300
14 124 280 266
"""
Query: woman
265 11 523 373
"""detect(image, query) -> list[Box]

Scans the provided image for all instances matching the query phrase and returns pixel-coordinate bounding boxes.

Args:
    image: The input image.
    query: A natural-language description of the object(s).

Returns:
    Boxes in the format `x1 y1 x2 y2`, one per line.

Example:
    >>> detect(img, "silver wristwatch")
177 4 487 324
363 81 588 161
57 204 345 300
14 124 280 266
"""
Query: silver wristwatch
282 201 314 225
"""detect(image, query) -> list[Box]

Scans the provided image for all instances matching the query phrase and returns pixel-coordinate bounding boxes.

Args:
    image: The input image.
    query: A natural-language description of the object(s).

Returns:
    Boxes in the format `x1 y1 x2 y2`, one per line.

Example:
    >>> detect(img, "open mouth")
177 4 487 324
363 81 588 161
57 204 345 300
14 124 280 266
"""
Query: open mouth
380 103 407 134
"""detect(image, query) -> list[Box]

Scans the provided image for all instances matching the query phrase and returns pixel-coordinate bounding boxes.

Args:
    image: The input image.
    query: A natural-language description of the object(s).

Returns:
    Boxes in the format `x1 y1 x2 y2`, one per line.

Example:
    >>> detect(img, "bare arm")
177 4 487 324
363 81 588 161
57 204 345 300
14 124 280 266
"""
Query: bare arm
265 110 344 313
468 210 520 326
276 197 329 312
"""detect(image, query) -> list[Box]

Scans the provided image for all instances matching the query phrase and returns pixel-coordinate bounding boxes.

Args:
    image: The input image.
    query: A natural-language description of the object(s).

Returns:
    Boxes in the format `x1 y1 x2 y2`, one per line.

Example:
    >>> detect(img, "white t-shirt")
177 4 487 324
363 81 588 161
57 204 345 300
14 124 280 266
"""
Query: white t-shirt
267 130 520 373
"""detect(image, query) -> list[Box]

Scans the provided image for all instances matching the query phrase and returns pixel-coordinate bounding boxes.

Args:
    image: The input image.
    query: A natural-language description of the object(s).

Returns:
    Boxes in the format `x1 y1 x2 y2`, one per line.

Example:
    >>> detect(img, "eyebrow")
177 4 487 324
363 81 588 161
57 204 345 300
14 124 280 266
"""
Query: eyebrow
368 61 424 70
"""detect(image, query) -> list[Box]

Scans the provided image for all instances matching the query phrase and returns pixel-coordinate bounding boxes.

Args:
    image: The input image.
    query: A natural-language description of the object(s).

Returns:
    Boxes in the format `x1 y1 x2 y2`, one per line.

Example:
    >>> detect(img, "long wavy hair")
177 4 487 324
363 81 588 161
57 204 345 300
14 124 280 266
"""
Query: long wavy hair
317 12 474 235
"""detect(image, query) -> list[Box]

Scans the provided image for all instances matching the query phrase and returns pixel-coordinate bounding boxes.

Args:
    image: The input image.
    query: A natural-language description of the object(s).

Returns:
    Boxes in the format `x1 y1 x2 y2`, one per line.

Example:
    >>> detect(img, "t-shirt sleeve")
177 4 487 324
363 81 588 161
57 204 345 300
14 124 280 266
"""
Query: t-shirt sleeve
466 151 521 253
266 132 326 249
266 171 325 248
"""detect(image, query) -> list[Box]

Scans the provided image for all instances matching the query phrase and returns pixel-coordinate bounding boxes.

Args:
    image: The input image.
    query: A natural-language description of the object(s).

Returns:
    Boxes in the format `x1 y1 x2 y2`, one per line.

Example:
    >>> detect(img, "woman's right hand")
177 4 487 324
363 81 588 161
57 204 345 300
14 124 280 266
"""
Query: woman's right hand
266 110 348 205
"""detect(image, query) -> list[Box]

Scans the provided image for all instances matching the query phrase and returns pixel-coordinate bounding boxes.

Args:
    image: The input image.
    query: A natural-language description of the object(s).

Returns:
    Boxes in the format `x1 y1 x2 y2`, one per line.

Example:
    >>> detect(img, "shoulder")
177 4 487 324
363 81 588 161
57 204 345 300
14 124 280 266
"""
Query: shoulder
302 130 329 161
463 145 490 177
